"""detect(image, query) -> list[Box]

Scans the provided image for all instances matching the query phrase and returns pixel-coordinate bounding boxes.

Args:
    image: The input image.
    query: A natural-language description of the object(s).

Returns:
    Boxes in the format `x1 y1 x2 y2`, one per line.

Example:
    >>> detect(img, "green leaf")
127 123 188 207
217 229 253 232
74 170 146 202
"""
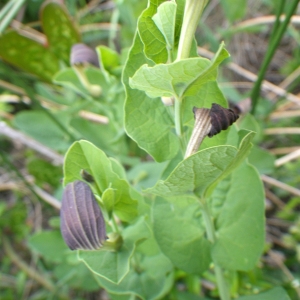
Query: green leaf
174 0 185 41
237 286 291 300
70 117 126 156
152 1 177 50
102 188 115 216
127 161 168 191
238 113 262 143
79 217 151 284
53 67 110 98
129 43 229 98
212 163 265 271
95 251 173 299
220 0 247 22
41 1 81 64
0 31 59 81
14 111 72 151
109 158 128 180
130 57 211 98
63 140 138 222
147 146 236 197
147 131 255 198
138 0 168 63
123 33 179 162
96 46 120 74
28 231 68 263
248 145 275 175
153 197 211 274
53 68 90 96
27 159 62 188
204 131 255 197
54 259 99 291
29 231 99 291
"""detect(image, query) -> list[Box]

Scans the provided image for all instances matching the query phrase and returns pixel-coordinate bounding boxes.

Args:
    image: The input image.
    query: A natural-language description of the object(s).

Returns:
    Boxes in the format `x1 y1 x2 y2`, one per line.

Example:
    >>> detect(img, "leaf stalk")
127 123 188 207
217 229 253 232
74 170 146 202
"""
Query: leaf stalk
175 0 208 151
176 0 208 61
200 199 231 300
174 97 182 137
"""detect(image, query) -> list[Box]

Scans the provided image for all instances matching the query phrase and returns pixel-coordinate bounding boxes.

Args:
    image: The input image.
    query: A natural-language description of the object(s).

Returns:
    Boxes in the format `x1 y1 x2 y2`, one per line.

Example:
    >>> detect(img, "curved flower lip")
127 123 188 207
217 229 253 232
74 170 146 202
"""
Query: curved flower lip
60 180 106 250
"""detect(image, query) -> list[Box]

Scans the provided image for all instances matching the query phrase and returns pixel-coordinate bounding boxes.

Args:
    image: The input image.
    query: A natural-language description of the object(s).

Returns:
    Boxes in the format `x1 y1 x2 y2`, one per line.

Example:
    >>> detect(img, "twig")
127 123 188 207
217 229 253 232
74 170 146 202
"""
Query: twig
270 110 300 120
267 65 300 101
0 182 19 191
264 127 300 135
0 121 64 165
269 147 300 155
0 177 61 210
261 174 300 197
265 188 285 209
10 20 47 44
3 237 56 293
275 149 300 167
79 110 109 124
197 47 300 106
0 80 109 123
232 15 300 31
268 250 300 298
275 101 298 112
0 94 29 103
219 82 254 89
0 80 60 110
267 218 292 228
278 65 300 91
33 185 61 210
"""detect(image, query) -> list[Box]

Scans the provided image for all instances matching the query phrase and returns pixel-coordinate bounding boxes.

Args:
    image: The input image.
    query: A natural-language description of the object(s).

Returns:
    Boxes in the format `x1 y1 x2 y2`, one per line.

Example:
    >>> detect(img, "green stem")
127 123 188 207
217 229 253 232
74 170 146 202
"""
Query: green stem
111 215 120 234
174 97 182 137
175 0 208 154
251 0 299 113
268 0 285 42
200 198 230 300
214 265 230 300
176 0 208 60
175 97 187 154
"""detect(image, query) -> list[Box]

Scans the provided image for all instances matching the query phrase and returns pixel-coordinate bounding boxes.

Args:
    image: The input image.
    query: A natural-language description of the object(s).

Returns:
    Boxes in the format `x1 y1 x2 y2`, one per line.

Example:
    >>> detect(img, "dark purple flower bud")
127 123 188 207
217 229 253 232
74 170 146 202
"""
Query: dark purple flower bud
208 103 239 137
70 43 99 67
60 181 106 250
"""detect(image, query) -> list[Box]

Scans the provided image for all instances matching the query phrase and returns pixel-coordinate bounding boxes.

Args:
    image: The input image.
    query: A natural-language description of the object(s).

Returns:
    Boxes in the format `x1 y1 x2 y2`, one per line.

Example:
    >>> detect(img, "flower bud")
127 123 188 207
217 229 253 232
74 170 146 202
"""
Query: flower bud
70 43 99 67
60 181 106 250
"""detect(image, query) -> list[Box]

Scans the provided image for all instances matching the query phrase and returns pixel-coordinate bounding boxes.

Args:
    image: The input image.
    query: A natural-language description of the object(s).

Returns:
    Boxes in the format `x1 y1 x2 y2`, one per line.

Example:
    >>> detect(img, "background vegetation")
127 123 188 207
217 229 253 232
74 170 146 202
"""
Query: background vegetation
0 0 300 299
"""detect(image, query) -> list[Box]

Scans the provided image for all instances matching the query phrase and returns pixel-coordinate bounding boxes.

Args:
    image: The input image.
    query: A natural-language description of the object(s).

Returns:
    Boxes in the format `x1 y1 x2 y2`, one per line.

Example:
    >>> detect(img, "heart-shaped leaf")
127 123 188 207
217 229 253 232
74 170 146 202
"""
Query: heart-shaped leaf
79 217 151 284
211 163 265 271
153 197 211 274
129 43 229 99
63 140 139 222
147 131 254 198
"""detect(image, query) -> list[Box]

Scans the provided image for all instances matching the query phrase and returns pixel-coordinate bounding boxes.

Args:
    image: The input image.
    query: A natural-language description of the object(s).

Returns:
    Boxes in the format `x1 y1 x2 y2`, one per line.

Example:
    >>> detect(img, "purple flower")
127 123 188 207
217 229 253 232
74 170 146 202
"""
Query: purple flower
60 181 106 250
